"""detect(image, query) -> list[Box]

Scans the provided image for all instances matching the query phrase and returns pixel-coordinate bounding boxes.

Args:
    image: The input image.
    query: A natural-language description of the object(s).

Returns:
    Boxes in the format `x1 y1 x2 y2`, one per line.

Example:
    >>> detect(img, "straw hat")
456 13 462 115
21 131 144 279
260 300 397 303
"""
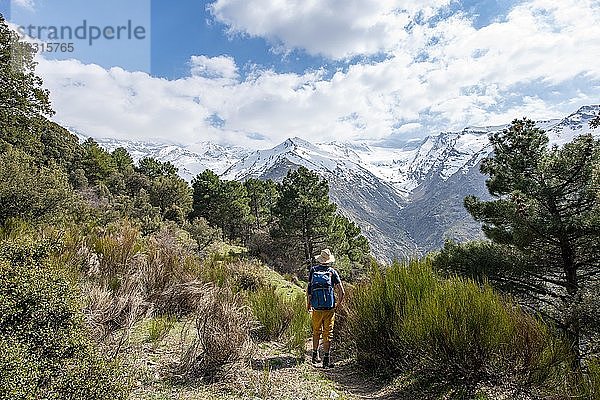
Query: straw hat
315 249 335 264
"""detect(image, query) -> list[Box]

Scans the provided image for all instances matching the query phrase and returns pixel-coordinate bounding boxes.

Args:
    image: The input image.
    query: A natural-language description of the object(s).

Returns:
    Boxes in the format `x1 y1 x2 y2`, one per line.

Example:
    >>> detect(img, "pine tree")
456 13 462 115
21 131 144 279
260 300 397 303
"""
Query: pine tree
191 170 222 227
244 178 278 231
273 167 337 268
81 138 118 186
219 180 252 241
465 118 600 363
149 175 193 223
590 113 600 129
191 171 252 242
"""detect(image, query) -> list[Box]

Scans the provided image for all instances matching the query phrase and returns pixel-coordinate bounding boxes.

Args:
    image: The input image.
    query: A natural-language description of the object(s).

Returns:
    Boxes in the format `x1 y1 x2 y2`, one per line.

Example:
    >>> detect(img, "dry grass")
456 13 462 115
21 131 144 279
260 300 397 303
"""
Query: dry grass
177 285 256 382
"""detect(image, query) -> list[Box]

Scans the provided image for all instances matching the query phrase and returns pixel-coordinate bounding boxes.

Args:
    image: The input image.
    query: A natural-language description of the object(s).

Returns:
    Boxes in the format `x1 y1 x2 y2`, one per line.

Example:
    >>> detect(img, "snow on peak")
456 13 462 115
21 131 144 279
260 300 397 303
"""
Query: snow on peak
75 105 599 195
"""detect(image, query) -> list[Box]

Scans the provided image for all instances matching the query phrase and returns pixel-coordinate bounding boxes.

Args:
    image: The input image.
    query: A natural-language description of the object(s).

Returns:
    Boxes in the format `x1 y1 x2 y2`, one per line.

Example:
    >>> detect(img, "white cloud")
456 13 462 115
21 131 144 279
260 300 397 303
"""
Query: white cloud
35 0 600 149
13 0 35 11
209 0 452 59
190 55 239 81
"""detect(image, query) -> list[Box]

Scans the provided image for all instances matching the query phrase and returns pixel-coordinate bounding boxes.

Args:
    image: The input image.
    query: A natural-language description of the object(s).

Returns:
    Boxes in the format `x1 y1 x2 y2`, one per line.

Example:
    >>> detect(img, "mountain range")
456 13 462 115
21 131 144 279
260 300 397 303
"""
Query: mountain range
81 105 600 261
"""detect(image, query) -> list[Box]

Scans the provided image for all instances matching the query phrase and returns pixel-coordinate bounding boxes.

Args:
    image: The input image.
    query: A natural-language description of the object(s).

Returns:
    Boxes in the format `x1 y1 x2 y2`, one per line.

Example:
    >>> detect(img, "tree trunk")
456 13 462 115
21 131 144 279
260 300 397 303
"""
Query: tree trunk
561 237 581 368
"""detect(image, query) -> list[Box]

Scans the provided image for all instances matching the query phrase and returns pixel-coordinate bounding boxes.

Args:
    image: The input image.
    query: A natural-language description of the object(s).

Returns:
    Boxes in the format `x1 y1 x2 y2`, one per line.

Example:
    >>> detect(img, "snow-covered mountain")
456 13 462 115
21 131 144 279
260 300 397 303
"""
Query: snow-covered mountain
80 105 600 261
75 135 250 182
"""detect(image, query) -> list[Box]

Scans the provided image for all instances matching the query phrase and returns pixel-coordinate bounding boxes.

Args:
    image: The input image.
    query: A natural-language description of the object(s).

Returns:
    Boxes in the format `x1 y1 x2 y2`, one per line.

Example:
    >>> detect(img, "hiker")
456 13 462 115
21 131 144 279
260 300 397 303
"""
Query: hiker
307 248 345 368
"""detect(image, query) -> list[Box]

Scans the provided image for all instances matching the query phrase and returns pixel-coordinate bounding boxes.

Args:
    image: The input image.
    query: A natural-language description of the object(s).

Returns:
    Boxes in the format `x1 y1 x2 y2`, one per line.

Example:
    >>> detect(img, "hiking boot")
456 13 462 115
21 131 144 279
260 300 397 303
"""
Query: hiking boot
311 350 321 364
322 353 335 368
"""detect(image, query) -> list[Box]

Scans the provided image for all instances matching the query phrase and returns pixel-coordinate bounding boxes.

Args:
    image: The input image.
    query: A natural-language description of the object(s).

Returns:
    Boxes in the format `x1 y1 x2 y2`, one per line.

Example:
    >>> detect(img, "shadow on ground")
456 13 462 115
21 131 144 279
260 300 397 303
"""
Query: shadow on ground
321 360 466 400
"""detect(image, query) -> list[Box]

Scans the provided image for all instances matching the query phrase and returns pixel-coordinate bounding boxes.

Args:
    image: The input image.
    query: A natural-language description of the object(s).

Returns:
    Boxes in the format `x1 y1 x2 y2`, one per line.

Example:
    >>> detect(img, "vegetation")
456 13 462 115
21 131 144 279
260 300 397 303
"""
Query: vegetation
3 11 600 399
191 166 371 277
344 259 600 398
463 119 600 363
0 236 129 400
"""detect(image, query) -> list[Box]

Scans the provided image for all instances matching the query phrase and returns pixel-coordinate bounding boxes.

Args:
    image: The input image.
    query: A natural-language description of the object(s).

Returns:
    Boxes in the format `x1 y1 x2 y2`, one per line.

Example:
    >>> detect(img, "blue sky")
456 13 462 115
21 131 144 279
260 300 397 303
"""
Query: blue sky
3 0 600 148
151 0 332 79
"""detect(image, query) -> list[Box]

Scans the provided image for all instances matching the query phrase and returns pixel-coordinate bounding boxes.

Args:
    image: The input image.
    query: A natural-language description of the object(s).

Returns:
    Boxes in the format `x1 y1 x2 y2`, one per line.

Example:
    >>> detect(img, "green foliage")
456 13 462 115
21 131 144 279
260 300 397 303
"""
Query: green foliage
345 259 571 393
0 16 54 162
38 121 83 169
81 138 118 186
149 174 193 223
191 169 222 224
433 240 523 288
590 113 600 129
111 147 134 173
0 238 129 400
146 315 176 343
0 15 52 119
328 214 370 279
0 147 73 224
245 178 279 230
583 357 600 399
191 171 252 241
137 157 178 179
249 285 292 340
182 217 221 255
247 284 310 356
273 166 337 267
284 293 311 357
465 119 600 361
191 168 370 278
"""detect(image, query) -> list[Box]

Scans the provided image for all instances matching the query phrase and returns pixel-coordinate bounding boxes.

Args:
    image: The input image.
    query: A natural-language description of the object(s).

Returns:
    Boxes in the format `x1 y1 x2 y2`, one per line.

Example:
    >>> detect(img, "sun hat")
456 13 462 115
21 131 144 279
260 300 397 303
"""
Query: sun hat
315 248 335 264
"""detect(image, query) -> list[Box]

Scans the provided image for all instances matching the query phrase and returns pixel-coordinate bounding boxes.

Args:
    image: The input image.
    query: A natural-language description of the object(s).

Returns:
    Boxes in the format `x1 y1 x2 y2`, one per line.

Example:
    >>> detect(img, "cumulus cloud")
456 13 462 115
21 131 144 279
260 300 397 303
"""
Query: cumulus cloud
209 0 452 59
35 0 600 148
190 55 239 81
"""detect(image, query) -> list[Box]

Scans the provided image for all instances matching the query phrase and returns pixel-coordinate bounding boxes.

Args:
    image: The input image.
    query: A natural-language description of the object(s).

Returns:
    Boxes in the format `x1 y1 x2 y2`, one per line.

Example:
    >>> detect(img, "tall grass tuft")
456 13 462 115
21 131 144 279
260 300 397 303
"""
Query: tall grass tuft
146 315 176 343
248 285 292 340
345 259 571 392
583 358 600 399
284 293 311 357
247 283 310 357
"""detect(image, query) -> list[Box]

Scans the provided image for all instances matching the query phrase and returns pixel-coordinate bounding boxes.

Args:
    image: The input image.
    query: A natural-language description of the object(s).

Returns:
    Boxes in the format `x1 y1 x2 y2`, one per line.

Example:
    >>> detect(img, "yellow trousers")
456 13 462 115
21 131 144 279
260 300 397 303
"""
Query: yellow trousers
311 309 335 344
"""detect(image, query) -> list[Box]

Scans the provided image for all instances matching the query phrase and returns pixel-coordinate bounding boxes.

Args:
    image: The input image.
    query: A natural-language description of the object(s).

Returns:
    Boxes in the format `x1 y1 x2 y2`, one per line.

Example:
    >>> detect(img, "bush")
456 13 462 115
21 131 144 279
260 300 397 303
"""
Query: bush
345 259 571 393
82 221 204 342
0 251 129 399
178 286 255 382
248 285 293 340
284 293 311 357
0 147 73 225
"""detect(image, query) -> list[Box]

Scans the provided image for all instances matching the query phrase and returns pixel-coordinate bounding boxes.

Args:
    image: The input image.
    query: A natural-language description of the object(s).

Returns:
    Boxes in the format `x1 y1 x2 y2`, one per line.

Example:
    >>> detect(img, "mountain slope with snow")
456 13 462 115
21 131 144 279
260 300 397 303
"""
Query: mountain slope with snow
76 135 250 182
82 105 600 260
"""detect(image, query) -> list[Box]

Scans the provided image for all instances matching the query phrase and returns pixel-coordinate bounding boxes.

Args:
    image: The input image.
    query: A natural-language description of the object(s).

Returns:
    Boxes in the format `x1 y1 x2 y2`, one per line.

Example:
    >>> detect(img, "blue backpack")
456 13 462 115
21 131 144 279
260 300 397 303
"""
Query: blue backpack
310 267 335 310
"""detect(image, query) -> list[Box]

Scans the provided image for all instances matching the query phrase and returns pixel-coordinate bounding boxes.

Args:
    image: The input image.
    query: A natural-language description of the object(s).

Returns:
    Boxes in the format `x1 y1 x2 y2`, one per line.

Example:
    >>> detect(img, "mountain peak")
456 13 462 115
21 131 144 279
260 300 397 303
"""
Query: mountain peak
282 137 316 149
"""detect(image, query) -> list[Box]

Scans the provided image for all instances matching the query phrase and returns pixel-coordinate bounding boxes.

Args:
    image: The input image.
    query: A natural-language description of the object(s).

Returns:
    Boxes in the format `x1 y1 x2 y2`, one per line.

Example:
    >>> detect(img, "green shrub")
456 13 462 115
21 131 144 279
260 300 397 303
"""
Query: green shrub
146 315 176 343
345 260 437 369
284 293 311 357
345 259 570 393
0 147 73 225
0 241 129 399
246 281 310 357
249 285 292 340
